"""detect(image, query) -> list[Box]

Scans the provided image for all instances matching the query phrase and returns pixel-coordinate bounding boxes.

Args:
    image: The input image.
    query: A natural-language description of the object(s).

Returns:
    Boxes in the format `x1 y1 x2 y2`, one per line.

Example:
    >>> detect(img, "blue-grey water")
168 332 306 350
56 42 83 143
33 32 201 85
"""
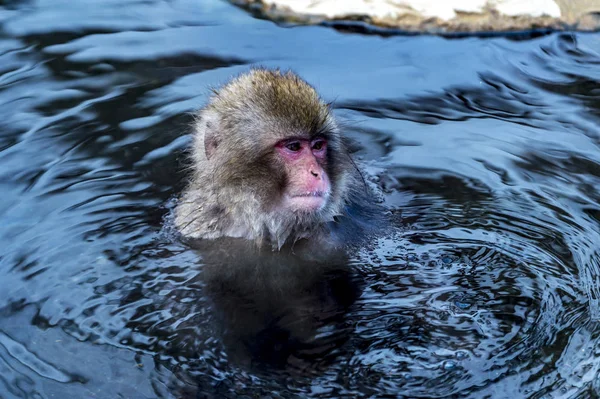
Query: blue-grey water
1 1 600 398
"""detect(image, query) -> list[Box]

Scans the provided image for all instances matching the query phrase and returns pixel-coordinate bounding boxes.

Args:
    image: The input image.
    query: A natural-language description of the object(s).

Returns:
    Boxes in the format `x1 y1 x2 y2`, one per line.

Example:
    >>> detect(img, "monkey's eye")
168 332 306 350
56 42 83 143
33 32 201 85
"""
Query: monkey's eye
285 142 302 152
312 140 326 151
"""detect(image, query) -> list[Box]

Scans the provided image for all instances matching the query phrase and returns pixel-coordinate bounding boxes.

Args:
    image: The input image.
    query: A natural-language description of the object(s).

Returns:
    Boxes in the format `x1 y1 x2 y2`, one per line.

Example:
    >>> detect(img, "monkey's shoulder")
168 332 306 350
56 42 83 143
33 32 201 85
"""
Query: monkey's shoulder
174 189 228 239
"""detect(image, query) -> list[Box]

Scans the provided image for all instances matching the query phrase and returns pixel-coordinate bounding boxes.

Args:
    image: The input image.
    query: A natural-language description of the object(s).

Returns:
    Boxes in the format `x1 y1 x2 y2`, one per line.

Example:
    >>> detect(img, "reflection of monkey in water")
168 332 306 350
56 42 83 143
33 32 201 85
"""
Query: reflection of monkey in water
152 242 362 398
175 68 383 249
198 238 362 368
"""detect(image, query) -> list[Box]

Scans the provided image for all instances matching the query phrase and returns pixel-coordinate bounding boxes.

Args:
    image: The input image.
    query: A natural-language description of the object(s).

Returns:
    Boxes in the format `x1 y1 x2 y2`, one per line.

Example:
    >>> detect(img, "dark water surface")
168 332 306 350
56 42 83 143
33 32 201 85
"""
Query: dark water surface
1 0 600 398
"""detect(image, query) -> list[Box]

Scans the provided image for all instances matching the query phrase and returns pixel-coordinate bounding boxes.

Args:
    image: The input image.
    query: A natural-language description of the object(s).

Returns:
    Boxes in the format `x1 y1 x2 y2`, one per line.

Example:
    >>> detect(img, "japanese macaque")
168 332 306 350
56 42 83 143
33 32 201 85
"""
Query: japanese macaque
174 68 381 249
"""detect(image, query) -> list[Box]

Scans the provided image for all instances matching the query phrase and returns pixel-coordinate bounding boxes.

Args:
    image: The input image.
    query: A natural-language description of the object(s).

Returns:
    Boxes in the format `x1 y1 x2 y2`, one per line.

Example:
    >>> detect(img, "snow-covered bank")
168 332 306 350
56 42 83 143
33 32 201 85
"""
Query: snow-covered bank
232 0 600 33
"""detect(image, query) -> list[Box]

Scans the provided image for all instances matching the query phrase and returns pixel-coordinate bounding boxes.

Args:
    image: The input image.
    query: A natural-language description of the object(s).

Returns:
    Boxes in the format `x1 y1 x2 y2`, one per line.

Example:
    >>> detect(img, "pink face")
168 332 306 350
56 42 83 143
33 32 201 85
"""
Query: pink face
275 136 331 212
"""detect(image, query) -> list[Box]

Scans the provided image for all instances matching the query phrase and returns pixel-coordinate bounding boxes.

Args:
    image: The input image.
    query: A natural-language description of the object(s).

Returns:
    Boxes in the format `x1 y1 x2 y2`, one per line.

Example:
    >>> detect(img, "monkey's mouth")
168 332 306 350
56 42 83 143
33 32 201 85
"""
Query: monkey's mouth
285 191 329 211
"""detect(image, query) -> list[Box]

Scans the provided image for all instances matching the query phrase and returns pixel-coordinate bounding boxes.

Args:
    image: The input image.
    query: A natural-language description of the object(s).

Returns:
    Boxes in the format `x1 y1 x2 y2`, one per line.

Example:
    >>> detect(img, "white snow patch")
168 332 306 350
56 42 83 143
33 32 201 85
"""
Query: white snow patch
262 0 561 20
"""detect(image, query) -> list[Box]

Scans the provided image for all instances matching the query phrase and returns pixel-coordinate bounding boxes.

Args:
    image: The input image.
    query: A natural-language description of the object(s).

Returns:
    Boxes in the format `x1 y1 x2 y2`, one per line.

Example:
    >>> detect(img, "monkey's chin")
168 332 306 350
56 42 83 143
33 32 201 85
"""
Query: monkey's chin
284 192 329 212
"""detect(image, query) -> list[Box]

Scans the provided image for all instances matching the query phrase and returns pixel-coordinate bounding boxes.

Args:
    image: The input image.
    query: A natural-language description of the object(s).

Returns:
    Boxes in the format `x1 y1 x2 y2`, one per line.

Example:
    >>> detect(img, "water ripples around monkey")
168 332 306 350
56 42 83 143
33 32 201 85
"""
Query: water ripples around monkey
1 1 600 398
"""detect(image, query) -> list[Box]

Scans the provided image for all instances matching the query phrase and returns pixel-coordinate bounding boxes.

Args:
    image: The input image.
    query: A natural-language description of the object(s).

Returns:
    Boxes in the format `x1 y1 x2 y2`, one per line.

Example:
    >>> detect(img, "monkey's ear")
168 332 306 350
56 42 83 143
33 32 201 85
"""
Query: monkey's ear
196 110 220 160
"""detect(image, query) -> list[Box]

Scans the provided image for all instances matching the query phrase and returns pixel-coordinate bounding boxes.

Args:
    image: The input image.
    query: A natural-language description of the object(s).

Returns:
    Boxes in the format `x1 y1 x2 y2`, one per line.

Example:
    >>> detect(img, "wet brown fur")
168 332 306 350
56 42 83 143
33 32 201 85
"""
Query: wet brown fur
174 68 373 249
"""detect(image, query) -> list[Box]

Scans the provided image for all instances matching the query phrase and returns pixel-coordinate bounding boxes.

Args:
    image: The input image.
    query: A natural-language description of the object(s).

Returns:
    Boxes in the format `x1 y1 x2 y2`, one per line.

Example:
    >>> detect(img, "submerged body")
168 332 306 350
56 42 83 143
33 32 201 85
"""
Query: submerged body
175 68 381 249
